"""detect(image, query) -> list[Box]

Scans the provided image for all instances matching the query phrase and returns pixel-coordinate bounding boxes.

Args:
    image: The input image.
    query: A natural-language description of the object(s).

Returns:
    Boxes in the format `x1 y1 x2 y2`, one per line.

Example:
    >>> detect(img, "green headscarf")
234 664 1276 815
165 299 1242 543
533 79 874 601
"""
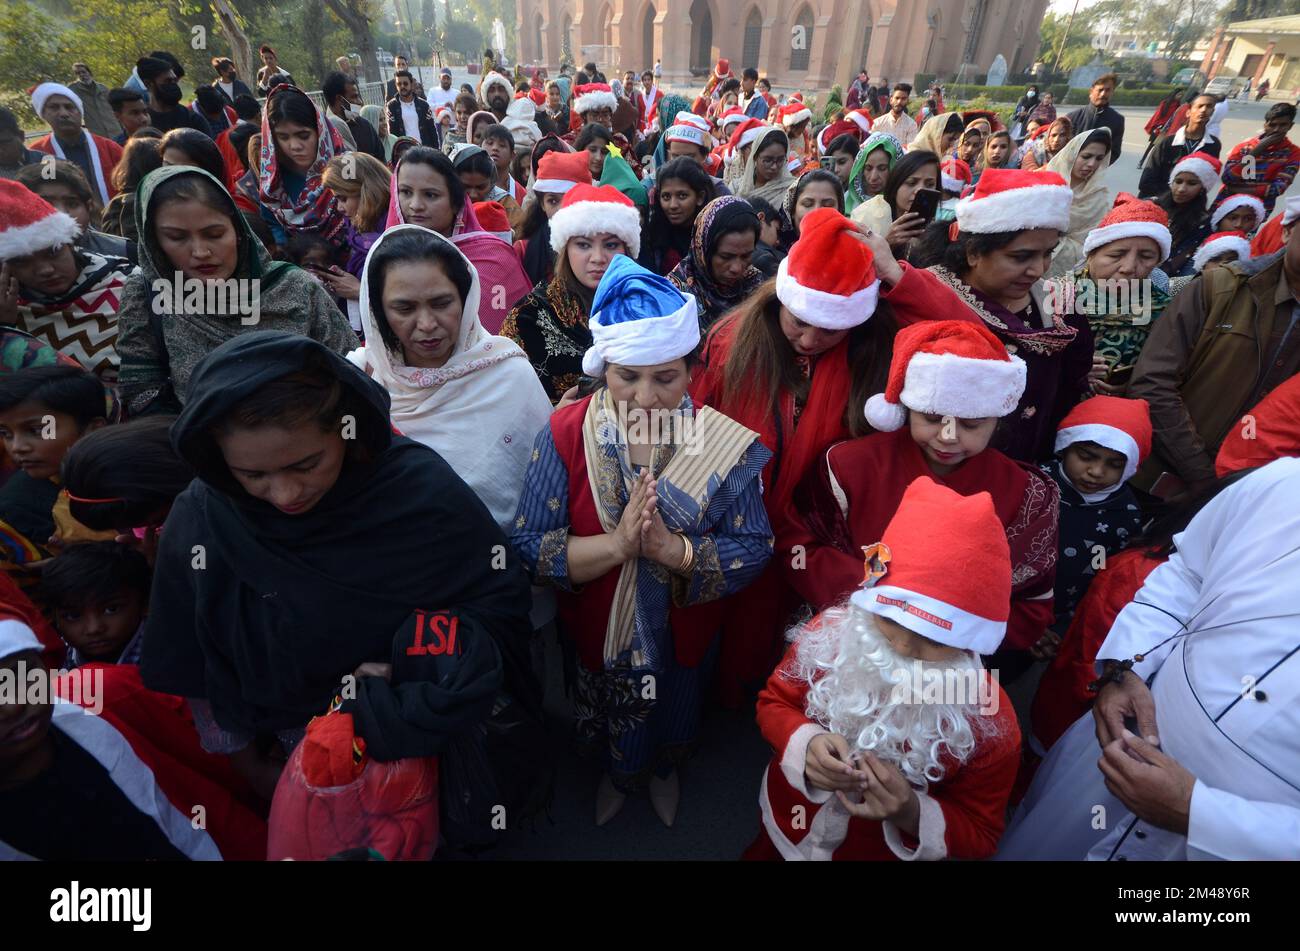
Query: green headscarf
599 151 648 209
846 131 903 213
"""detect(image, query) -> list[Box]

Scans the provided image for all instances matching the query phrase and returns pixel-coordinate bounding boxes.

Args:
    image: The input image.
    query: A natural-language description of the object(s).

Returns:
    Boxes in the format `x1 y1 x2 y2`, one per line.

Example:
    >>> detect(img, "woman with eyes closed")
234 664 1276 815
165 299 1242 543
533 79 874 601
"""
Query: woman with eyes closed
114 166 356 416
140 331 537 803
912 167 1094 464
386 146 531 334
689 208 969 705
501 184 642 404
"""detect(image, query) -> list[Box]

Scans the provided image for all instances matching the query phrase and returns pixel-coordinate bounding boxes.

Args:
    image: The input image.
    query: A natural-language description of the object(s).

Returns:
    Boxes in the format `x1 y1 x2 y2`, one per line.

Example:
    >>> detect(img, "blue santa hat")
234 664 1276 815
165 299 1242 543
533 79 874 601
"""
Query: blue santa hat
581 255 699 376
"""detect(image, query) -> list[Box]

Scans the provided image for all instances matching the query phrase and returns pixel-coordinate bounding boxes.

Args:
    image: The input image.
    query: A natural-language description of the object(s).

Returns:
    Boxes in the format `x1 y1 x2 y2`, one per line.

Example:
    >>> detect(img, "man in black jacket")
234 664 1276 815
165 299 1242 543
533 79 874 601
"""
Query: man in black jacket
136 56 210 136
1138 93 1220 199
387 70 440 148
323 71 386 163
1066 73 1125 164
210 57 254 108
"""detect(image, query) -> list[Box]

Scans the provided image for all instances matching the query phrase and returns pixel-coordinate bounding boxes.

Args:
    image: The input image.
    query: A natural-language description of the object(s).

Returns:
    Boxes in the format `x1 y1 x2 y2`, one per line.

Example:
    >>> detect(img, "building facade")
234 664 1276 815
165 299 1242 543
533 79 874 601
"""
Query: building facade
1202 15 1300 96
515 0 1050 92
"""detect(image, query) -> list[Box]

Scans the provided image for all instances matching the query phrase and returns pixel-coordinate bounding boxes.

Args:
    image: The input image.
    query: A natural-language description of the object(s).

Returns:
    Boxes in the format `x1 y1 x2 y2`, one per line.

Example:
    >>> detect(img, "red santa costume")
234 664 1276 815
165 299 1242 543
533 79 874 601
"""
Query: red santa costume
778 100 816 168
690 210 977 701
751 477 1022 860
28 83 123 205
784 320 1059 651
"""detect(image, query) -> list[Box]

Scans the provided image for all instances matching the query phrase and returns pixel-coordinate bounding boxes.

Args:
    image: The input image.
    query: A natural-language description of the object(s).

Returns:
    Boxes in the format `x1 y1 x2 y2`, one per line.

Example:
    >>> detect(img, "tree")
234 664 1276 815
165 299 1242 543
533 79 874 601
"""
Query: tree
1038 11 1096 74
322 0 382 81
0 1 65 126
211 0 254 83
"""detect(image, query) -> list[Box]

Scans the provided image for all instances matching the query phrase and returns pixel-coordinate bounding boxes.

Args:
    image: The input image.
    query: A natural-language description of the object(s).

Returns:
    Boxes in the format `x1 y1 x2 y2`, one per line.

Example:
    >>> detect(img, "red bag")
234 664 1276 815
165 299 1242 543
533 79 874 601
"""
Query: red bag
267 711 438 861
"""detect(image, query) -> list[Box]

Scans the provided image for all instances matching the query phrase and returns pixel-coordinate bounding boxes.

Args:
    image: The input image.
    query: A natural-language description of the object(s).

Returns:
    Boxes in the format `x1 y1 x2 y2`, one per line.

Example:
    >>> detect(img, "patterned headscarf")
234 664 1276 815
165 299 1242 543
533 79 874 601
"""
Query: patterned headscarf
257 84 349 243
667 195 765 330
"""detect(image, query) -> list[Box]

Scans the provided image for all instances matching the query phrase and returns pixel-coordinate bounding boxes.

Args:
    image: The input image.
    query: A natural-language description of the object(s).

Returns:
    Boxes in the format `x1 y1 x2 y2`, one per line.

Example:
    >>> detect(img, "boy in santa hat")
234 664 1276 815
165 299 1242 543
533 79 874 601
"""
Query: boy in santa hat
1038 395 1151 642
749 476 1022 861
782 319 1059 664
1210 193 1265 237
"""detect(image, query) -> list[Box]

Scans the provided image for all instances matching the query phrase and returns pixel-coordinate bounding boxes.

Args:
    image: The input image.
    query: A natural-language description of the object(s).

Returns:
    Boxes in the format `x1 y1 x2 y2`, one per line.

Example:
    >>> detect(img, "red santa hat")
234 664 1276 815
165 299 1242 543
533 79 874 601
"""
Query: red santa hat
533 150 592 195
1193 229 1252 273
666 113 712 149
719 106 746 133
1169 151 1221 194
864 320 1027 432
574 82 617 115
548 183 641 258
0 179 82 262
1054 395 1152 484
848 108 873 135
775 208 879 330
435 105 453 125
954 167 1072 234
940 156 972 195
778 101 812 129
817 119 861 154
1082 192 1172 260
479 71 515 102
1210 193 1266 231
1215 372 1300 476
850 476 1011 654
674 111 710 135
473 201 513 244
714 58 731 80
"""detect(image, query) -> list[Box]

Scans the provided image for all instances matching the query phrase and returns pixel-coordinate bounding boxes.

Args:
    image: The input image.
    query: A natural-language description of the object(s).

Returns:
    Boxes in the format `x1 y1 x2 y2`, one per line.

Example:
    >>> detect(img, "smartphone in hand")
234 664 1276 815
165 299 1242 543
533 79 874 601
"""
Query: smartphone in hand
909 188 942 223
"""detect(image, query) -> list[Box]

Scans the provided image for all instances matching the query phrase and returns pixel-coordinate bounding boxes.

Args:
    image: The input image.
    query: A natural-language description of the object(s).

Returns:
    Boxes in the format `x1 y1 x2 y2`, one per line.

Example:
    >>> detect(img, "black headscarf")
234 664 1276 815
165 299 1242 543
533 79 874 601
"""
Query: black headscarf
140 332 537 737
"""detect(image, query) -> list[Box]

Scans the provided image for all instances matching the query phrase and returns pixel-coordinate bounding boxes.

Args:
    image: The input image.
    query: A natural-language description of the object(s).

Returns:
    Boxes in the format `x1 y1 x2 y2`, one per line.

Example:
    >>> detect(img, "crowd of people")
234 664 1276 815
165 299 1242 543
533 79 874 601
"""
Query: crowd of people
0 43 1297 863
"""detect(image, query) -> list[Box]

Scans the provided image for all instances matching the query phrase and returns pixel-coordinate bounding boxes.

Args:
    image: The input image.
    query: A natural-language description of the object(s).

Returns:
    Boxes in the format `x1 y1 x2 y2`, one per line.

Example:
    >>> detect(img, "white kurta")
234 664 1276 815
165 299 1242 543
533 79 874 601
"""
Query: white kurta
997 457 1300 860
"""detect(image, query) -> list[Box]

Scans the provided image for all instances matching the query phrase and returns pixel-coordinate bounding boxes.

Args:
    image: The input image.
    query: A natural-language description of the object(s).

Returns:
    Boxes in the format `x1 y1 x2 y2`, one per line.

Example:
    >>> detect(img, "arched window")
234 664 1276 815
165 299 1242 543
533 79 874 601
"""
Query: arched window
790 5 814 72
562 15 574 61
601 4 614 49
535 14 544 62
690 0 714 72
743 8 763 70
643 3 657 69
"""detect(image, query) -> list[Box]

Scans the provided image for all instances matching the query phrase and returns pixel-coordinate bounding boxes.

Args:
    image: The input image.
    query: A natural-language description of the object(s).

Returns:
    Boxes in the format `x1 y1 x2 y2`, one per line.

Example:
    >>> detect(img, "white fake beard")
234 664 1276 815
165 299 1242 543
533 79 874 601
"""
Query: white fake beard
792 604 992 788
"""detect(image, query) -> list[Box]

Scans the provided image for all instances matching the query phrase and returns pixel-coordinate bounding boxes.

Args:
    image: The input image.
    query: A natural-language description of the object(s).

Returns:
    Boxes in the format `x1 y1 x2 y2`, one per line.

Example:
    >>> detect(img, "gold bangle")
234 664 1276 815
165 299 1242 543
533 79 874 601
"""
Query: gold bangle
675 533 694 573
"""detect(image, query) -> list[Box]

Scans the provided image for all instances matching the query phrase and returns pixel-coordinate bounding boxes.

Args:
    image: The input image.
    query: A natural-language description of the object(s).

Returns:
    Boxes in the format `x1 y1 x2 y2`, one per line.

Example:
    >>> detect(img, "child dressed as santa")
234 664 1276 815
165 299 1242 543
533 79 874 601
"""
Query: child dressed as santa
749 476 1022 861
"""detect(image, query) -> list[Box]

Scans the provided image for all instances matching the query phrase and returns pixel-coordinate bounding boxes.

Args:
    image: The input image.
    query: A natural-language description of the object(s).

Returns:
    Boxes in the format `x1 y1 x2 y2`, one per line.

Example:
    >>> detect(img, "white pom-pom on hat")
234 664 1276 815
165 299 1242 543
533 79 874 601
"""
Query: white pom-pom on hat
864 393 908 432
582 347 605 377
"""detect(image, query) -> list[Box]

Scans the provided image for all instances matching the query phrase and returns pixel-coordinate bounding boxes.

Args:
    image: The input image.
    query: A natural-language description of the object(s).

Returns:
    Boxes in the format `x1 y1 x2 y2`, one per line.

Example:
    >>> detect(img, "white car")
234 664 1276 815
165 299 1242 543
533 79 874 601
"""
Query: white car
1204 76 1249 99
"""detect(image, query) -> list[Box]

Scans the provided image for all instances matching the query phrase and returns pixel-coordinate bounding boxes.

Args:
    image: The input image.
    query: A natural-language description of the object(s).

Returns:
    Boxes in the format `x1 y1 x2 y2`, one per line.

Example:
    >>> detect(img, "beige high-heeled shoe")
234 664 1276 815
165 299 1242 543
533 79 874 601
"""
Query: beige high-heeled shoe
648 770 680 827
595 773 626 826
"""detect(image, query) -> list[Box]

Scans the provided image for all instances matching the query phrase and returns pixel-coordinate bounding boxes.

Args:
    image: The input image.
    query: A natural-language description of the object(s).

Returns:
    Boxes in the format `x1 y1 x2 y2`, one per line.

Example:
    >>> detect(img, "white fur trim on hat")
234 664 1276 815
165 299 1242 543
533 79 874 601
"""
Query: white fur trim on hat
1284 194 1300 226
954 183 1073 234
0 618 42 659
575 90 618 114
864 393 908 431
1169 156 1218 195
1082 221 1172 260
781 106 812 127
1055 423 1141 484
1192 233 1251 273
738 125 766 152
899 350 1028 421
849 112 872 134
533 178 579 195
31 82 83 117
666 125 709 148
586 292 699 374
775 256 881 330
548 200 642 258
0 208 81 261
1210 194 1266 230
941 171 966 194
480 73 514 98
850 583 1005 654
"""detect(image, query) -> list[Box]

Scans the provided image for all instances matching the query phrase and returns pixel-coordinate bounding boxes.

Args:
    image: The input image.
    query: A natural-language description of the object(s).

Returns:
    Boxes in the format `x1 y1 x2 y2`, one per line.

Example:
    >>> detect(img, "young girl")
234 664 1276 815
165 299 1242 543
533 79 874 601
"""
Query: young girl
320 151 391 332
784 319 1058 658
912 168 1093 463
782 169 844 242
1046 129 1113 278
511 254 772 826
1020 116 1072 171
690 209 969 703
255 85 349 249
501 183 641 403
736 127 793 207
451 145 522 226
575 123 612 181
515 149 591 286
1154 151 1216 276
1209 193 1265 237
971 130 1013 186
666 195 765 330
13 161 132 262
640 157 715 276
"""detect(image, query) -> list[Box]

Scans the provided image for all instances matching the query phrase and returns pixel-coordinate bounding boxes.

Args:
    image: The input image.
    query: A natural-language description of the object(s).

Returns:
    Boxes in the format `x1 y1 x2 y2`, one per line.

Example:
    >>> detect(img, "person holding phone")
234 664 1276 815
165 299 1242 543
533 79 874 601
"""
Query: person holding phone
850 149 941 256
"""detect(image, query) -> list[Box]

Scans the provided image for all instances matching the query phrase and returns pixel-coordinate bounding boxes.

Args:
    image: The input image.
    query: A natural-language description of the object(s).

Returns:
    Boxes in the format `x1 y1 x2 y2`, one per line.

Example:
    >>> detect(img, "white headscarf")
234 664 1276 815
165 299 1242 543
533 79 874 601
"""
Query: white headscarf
348 225 552 531
1046 129 1114 277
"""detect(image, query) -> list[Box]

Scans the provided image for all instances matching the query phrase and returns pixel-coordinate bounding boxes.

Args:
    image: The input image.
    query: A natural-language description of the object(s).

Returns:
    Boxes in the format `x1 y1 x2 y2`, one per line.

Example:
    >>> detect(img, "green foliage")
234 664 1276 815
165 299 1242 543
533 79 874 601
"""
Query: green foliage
821 83 843 123
1037 11 1095 73
0 1 65 126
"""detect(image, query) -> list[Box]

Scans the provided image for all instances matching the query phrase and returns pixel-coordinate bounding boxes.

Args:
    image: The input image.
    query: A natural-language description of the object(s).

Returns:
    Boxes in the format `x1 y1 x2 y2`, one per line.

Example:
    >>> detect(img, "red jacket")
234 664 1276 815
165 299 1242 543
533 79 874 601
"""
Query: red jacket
30 133 123 200
756 641 1020 860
